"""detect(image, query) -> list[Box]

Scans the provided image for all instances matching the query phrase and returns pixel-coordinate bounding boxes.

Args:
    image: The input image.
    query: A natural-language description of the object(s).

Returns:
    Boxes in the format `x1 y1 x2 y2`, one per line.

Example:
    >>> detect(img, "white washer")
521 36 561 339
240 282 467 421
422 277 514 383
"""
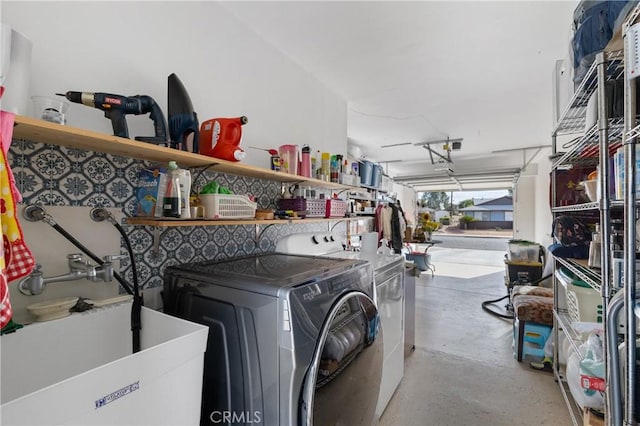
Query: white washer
276 232 405 419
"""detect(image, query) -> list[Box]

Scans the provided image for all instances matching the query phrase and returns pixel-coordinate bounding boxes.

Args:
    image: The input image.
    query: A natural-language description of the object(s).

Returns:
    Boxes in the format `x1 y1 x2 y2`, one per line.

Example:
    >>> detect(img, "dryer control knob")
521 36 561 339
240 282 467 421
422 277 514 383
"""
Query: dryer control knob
312 235 320 244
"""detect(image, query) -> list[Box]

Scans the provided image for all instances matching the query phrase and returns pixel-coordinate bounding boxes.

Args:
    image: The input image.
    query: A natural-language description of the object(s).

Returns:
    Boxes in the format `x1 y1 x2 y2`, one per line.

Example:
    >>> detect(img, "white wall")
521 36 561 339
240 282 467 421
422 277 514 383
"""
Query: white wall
533 148 554 247
513 148 553 247
1 1 348 169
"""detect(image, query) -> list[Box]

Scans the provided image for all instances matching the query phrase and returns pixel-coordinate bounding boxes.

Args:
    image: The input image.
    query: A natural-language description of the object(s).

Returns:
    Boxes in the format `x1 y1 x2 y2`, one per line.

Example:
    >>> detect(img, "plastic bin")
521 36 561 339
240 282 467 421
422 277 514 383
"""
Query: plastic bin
306 199 327 217
508 242 540 263
558 267 603 323
371 164 383 188
566 283 603 323
1 301 208 425
325 199 347 218
359 160 373 186
199 194 257 219
277 197 306 212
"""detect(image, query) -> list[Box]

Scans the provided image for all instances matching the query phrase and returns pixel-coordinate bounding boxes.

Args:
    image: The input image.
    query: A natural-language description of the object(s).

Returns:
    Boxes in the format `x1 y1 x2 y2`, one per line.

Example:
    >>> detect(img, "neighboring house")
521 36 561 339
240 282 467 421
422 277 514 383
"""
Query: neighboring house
459 195 513 229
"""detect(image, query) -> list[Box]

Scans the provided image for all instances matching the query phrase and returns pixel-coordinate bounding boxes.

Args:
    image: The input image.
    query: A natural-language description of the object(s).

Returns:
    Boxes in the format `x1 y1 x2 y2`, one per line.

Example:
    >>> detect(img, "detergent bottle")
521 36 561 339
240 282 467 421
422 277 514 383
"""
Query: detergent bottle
199 116 248 162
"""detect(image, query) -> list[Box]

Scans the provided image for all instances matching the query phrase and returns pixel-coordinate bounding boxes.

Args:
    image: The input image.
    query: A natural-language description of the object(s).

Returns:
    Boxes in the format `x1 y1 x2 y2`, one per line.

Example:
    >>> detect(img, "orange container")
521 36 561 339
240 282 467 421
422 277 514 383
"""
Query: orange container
199 116 248 162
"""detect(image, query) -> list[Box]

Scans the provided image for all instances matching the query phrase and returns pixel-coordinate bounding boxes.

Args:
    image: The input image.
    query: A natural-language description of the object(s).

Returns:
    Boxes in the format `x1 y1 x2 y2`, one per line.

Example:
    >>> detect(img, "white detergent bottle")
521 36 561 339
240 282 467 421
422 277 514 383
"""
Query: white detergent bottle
178 168 192 219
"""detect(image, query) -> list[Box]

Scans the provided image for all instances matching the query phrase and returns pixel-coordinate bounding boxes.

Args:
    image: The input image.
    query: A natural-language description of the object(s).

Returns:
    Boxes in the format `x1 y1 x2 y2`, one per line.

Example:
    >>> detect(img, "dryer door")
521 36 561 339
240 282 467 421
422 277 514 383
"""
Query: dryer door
300 291 383 426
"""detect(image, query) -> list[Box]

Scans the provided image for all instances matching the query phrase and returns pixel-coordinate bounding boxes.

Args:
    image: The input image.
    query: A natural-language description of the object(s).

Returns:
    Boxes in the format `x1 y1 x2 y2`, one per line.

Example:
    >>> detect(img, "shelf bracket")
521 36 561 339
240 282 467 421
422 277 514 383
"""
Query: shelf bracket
152 226 161 258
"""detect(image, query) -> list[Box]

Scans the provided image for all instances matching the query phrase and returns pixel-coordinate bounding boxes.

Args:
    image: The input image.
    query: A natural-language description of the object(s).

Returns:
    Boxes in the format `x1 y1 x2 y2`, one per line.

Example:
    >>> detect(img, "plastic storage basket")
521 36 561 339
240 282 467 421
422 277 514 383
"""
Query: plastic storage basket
277 198 308 217
566 283 603 323
558 268 603 323
305 199 326 217
325 199 347 218
200 194 257 219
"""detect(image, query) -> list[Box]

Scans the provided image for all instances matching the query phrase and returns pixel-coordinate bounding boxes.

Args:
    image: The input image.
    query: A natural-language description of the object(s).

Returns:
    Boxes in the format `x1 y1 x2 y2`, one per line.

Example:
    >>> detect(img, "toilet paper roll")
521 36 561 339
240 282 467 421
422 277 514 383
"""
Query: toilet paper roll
360 232 378 255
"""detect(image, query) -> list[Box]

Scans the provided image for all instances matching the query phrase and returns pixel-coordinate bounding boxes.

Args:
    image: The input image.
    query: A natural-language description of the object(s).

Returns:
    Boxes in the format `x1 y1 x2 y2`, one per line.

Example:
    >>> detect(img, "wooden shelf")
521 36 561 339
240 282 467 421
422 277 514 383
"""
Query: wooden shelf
125 216 370 227
12 115 353 189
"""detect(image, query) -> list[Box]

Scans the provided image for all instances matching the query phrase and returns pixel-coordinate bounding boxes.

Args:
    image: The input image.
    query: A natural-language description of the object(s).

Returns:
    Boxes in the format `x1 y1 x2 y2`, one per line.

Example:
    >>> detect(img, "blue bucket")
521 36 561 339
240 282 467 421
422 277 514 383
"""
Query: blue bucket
359 160 373 186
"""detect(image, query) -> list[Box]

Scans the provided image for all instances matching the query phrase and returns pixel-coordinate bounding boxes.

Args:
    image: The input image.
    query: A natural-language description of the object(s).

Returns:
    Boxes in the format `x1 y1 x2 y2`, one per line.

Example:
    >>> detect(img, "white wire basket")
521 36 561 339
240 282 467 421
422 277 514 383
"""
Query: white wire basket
200 194 257 219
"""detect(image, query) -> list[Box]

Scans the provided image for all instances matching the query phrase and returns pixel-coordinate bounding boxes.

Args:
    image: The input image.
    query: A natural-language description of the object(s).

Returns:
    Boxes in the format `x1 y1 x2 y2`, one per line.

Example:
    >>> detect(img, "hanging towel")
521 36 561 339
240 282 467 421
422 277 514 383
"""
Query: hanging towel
0 111 35 286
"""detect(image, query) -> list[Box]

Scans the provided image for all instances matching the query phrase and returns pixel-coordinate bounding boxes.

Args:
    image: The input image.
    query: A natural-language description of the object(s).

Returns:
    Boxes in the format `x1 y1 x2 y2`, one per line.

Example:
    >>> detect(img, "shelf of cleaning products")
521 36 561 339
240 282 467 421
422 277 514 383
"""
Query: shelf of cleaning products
11 115 355 190
125 216 372 227
126 215 373 256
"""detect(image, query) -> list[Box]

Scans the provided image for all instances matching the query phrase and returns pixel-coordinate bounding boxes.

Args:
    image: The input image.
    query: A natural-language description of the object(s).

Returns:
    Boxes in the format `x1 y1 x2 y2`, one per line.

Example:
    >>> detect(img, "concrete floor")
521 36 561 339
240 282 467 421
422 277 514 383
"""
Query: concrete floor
379 242 571 426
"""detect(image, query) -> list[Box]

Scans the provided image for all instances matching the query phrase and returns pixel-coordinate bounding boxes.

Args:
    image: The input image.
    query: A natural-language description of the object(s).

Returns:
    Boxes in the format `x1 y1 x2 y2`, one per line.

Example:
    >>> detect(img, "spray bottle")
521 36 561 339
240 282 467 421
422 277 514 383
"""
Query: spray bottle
300 145 312 178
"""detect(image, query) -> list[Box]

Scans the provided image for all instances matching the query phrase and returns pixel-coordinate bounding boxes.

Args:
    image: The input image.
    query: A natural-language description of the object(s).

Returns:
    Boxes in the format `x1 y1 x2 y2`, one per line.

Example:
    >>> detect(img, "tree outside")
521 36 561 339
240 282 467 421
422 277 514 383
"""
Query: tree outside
458 199 474 209
418 192 450 210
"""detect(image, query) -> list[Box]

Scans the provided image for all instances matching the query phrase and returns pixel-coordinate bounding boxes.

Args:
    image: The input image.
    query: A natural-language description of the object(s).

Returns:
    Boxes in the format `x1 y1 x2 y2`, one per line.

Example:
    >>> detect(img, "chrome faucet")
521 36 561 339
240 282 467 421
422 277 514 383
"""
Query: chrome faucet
18 253 125 295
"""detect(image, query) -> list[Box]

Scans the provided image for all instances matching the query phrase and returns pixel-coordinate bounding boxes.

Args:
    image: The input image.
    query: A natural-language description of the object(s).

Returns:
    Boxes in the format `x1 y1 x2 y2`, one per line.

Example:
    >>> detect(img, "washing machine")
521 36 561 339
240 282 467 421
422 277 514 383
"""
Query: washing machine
276 232 405 419
163 253 383 426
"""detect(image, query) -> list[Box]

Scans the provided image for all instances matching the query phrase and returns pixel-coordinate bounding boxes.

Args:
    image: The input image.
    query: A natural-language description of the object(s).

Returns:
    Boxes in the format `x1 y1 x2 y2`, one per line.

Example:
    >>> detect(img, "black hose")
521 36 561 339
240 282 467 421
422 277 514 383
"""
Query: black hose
482 273 553 320
481 295 513 320
113 221 142 354
50 223 135 295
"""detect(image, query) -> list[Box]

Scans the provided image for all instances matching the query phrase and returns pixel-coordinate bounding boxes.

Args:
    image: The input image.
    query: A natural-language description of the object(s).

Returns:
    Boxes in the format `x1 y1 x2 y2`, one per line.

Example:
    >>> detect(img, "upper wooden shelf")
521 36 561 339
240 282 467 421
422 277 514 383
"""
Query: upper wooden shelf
12 115 354 190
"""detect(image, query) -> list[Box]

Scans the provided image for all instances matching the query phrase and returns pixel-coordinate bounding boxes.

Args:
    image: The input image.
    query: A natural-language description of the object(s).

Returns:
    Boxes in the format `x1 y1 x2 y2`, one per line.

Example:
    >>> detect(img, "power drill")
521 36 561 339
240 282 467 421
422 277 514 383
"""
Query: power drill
57 91 168 145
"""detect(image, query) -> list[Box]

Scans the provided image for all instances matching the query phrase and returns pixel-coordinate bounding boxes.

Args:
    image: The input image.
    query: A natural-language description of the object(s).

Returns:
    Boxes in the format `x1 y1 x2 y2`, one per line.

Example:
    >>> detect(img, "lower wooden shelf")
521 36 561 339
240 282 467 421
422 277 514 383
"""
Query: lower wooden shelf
125 216 372 227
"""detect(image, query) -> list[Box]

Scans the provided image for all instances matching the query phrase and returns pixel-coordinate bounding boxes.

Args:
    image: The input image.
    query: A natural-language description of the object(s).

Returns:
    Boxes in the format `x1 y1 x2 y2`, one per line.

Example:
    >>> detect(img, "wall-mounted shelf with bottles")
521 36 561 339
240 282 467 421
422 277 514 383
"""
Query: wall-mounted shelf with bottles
12 115 354 190
125 216 370 227
11 116 378 235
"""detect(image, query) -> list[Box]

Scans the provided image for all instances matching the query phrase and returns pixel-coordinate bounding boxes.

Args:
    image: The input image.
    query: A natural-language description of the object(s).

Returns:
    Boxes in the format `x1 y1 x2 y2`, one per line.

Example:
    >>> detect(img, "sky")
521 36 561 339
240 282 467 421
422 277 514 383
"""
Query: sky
451 190 509 203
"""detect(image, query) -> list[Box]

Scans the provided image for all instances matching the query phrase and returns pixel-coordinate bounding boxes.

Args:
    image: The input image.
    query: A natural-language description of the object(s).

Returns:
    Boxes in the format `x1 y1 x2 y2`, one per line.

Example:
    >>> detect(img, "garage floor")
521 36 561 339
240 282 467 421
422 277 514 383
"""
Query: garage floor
379 241 571 426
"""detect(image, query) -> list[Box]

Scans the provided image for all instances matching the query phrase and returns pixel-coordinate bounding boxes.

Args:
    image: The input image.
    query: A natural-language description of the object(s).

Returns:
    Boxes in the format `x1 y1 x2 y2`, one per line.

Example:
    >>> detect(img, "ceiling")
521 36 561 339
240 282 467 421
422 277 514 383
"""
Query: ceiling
221 1 577 192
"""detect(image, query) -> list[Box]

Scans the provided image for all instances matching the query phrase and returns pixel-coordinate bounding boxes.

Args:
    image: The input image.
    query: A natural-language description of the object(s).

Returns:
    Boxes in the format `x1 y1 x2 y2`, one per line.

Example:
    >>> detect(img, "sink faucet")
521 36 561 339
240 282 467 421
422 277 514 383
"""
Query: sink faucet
18 253 125 295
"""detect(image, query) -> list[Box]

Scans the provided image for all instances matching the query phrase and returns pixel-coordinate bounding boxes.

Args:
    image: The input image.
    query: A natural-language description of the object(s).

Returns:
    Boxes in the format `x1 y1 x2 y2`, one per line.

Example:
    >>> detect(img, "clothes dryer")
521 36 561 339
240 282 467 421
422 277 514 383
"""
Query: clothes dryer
163 253 383 426
276 233 405 419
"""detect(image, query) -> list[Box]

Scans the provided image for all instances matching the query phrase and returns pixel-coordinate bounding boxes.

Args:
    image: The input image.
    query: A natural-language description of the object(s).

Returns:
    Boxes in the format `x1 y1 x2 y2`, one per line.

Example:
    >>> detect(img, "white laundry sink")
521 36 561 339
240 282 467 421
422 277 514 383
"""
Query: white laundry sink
1 301 208 425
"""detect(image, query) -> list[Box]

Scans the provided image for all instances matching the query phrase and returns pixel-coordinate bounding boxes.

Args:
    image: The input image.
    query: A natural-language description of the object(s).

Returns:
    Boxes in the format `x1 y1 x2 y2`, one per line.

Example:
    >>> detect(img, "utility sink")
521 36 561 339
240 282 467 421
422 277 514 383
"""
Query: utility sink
1 301 208 425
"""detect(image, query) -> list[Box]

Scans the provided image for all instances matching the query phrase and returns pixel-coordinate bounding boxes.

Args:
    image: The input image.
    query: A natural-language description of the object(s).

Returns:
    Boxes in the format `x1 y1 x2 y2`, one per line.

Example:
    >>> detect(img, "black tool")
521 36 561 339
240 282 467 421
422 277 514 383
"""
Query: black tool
57 91 168 145
167 73 199 152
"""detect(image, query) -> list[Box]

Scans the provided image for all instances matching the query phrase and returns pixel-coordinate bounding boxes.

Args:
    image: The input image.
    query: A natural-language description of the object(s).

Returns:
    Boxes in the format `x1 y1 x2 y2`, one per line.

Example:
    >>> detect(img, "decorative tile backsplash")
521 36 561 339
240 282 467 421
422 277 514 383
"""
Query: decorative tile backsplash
9 140 356 291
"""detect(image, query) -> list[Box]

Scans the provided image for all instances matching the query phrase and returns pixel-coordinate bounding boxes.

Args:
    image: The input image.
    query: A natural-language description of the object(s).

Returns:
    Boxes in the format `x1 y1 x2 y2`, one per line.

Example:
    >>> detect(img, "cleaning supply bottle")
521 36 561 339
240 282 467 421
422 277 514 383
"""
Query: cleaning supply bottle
314 150 321 178
300 145 312 178
178 168 191 219
199 116 248 162
163 161 181 218
321 152 331 181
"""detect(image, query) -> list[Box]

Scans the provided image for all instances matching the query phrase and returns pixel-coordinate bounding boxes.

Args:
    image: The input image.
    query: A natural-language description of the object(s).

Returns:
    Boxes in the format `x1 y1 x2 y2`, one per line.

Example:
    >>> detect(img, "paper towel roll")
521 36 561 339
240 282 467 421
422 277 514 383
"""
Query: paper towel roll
361 232 378 254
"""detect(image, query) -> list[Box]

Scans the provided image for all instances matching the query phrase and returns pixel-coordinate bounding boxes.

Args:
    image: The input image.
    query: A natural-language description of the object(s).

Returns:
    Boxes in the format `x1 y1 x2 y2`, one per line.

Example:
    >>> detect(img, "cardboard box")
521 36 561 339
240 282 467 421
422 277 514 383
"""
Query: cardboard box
135 166 165 217
1 302 208 425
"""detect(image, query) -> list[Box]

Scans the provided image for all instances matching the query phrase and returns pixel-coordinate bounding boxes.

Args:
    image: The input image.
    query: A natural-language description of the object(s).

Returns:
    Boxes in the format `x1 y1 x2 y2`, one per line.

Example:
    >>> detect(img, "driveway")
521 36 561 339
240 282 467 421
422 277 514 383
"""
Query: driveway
432 234 510 251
